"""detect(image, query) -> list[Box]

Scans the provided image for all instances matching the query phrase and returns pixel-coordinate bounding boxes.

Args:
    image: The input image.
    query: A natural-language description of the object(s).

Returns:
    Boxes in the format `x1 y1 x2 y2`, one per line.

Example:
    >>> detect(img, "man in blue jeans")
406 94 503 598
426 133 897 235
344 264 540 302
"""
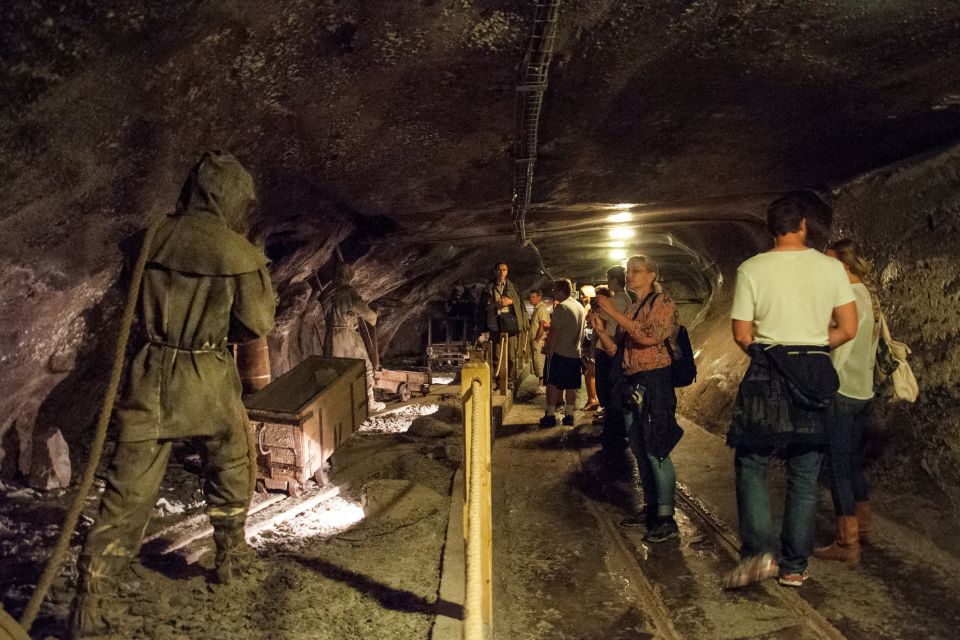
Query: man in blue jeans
723 193 858 589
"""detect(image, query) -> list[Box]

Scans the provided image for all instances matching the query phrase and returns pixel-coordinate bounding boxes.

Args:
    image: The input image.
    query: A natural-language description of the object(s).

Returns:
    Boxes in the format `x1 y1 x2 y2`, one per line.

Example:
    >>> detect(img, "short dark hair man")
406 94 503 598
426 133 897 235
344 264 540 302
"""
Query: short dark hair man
481 262 526 389
540 278 585 427
722 192 857 589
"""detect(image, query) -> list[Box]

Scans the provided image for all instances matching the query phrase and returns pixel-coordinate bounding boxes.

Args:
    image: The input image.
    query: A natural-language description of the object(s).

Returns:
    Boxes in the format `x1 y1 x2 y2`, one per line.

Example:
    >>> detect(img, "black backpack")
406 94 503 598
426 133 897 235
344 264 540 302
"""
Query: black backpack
665 325 697 387
647 294 697 387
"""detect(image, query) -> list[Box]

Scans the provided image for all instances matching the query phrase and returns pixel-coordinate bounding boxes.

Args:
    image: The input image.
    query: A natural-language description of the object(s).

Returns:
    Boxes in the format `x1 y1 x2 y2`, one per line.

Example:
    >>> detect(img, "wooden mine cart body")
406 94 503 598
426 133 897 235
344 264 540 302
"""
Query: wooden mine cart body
244 356 368 496
373 368 431 402
426 317 469 368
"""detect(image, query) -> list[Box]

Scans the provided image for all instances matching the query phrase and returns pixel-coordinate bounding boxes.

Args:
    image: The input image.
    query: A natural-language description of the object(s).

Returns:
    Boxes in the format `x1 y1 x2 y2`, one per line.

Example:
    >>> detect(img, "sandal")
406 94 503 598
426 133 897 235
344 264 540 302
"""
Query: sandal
721 553 778 589
581 402 600 411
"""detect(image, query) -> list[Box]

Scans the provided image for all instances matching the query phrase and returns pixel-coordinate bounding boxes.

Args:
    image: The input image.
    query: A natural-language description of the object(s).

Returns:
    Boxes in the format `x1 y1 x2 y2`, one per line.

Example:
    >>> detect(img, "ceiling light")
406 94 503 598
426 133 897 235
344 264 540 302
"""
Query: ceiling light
608 211 632 223
609 249 627 260
608 227 635 239
613 203 635 210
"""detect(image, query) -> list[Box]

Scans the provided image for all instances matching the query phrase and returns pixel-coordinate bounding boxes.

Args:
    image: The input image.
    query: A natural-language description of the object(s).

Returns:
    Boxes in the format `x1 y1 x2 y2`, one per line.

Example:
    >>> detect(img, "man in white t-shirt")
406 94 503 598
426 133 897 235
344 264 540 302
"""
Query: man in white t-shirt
528 288 552 394
722 192 858 590
540 278 585 428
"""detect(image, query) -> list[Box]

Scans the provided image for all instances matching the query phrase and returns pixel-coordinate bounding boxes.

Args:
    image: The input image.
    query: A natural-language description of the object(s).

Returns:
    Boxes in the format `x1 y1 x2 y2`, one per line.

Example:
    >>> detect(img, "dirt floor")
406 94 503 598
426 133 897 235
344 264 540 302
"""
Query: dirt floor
0 392 463 640
5 378 960 639
491 400 960 640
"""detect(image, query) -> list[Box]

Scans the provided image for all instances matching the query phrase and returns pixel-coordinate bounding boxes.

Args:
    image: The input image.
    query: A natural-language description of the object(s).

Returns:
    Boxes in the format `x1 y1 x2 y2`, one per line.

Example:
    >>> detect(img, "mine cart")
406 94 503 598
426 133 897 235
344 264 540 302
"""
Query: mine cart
373 368 431 402
426 317 469 368
244 356 368 496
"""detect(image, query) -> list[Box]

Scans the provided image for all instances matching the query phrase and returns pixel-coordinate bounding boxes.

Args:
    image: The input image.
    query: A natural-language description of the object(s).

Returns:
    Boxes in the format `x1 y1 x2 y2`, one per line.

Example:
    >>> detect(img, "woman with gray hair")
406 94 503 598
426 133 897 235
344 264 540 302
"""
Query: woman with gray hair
594 255 684 542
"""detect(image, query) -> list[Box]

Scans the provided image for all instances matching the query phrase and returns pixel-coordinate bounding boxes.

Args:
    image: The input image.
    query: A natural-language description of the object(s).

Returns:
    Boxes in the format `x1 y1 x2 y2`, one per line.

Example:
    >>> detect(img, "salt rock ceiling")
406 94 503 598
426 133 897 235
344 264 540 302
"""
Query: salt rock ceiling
4 0 960 287
3 2 960 482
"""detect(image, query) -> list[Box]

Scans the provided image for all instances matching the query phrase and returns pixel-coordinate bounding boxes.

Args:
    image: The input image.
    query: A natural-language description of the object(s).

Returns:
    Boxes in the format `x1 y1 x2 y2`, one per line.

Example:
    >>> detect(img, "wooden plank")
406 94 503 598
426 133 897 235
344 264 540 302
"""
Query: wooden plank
142 491 285 554
247 408 312 425
155 444 421 563
243 483 346 539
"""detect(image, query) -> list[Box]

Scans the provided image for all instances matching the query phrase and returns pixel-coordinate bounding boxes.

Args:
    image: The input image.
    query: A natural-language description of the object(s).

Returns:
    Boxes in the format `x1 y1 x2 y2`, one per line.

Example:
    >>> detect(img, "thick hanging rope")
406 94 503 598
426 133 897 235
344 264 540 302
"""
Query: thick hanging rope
494 333 507 379
243 415 258 505
19 220 162 631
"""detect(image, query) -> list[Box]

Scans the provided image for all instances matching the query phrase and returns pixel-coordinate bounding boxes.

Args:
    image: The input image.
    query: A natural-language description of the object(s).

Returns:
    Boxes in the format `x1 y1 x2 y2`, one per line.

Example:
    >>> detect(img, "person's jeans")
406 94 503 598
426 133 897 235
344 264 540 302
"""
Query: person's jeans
624 403 676 519
826 395 871 516
734 444 824 573
595 350 614 408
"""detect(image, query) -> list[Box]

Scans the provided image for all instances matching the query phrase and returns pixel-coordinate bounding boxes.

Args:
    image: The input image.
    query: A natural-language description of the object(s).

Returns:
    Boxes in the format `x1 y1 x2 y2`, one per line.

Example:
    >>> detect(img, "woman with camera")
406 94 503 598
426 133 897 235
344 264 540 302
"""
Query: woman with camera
594 255 683 543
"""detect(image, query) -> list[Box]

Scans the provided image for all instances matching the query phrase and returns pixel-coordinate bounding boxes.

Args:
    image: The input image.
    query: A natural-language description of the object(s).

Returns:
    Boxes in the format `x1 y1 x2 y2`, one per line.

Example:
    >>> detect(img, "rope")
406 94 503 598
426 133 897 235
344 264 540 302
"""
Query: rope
243 414 258 506
464 378 485 640
19 219 162 632
493 333 507 379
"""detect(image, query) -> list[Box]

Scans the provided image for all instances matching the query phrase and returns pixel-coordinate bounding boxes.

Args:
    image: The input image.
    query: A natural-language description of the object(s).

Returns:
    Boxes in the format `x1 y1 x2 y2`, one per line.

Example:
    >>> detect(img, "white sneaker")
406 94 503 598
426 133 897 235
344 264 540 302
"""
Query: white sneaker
369 400 386 412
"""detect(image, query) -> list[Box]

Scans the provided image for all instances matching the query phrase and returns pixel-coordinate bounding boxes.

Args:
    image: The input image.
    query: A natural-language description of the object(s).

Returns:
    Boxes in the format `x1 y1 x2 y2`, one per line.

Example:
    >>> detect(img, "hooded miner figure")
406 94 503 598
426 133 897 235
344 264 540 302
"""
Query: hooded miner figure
70 152 275 638
322 261 386 412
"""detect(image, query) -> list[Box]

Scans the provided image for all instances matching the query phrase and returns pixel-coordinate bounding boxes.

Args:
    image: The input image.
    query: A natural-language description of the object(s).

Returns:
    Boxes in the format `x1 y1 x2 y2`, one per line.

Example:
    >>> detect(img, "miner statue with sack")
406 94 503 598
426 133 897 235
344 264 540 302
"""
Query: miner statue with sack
322 261 387 412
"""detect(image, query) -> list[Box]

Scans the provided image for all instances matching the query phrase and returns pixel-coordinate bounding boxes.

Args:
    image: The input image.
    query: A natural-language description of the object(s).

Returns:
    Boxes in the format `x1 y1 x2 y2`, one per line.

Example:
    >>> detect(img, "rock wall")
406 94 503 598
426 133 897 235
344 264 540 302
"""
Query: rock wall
676 221 768 435
0 0 528 487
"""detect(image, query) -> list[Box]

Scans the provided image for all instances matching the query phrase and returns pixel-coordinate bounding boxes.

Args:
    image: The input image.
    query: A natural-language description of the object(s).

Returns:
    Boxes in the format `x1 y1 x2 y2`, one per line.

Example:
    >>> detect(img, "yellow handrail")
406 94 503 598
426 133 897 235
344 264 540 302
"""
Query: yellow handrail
461 358 493 639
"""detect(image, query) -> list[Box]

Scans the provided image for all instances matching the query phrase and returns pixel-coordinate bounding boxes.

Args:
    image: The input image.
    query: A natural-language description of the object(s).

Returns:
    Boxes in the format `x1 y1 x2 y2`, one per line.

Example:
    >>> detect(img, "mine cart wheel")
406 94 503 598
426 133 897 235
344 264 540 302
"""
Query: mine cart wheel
313 466 329 487
398 382 411 402
255 479 267 494
420 384 430 397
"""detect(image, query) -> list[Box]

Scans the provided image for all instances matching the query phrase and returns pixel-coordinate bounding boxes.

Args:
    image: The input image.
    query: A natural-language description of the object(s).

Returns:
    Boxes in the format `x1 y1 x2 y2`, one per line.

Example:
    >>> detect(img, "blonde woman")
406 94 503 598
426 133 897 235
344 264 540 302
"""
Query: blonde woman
815 239 880 565
594 255 683 542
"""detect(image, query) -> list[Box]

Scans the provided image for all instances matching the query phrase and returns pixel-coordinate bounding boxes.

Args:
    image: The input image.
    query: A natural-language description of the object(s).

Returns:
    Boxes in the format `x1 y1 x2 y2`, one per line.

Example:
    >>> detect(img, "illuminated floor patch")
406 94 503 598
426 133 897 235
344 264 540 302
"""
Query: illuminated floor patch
250 495 366 553
357 403 440 434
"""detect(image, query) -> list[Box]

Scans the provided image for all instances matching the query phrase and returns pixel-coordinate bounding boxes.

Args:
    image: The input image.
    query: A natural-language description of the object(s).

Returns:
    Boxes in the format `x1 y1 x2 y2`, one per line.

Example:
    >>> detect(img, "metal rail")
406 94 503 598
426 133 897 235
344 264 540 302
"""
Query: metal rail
674 486 849 640
566 440 849 640
511 0 562 278
583 500 685 640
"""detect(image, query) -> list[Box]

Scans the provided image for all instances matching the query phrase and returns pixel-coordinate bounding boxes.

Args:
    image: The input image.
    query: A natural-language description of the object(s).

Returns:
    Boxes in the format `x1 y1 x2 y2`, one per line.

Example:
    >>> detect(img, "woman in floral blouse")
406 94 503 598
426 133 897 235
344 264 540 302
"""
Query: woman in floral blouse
594 255 683 543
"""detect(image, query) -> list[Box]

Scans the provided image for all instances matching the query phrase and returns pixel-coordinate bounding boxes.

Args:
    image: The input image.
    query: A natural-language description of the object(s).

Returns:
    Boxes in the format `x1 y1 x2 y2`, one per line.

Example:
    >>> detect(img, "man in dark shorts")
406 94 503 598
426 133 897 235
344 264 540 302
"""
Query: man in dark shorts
540 278 586 427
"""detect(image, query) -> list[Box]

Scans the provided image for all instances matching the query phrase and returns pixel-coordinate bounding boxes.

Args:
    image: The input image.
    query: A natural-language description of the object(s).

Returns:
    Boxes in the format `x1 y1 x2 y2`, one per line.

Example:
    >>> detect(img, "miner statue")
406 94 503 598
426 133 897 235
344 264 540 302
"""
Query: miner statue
322 262 387 412
70 151 276 638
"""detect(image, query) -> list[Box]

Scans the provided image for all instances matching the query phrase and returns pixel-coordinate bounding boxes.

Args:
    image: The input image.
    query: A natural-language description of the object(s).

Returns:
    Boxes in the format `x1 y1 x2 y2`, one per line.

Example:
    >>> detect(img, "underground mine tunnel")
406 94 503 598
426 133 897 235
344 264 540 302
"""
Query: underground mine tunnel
3 1 960 639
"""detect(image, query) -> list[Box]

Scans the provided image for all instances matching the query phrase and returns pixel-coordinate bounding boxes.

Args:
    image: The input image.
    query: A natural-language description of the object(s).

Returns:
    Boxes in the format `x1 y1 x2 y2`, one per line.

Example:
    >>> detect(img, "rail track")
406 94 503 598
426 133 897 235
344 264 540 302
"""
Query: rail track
673 485 847 640
568 429 849 640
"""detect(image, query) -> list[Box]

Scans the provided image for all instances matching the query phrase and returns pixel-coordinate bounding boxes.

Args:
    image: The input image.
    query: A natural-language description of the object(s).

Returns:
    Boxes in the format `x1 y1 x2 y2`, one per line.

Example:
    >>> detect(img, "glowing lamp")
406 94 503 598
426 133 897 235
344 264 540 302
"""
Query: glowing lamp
609 249 627 260
608 211 632 223
608 228 635 239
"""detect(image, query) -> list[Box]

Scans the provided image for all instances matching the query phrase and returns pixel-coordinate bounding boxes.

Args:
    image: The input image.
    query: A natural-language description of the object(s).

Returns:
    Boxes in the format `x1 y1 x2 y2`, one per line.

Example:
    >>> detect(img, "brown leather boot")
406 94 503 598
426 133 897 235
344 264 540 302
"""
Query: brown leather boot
813 515 861 566
855 501 872 545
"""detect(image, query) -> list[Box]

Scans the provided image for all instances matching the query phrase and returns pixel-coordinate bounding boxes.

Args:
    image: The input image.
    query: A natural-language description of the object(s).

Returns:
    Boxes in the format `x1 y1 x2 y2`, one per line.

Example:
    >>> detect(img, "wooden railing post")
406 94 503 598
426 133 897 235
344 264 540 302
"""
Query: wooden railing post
461 358 493 638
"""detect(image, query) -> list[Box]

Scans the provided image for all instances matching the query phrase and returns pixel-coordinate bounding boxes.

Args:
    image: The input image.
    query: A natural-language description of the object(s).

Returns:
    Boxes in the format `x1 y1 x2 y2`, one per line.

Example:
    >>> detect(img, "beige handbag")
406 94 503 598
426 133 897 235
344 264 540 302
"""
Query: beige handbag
876 313 919 403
